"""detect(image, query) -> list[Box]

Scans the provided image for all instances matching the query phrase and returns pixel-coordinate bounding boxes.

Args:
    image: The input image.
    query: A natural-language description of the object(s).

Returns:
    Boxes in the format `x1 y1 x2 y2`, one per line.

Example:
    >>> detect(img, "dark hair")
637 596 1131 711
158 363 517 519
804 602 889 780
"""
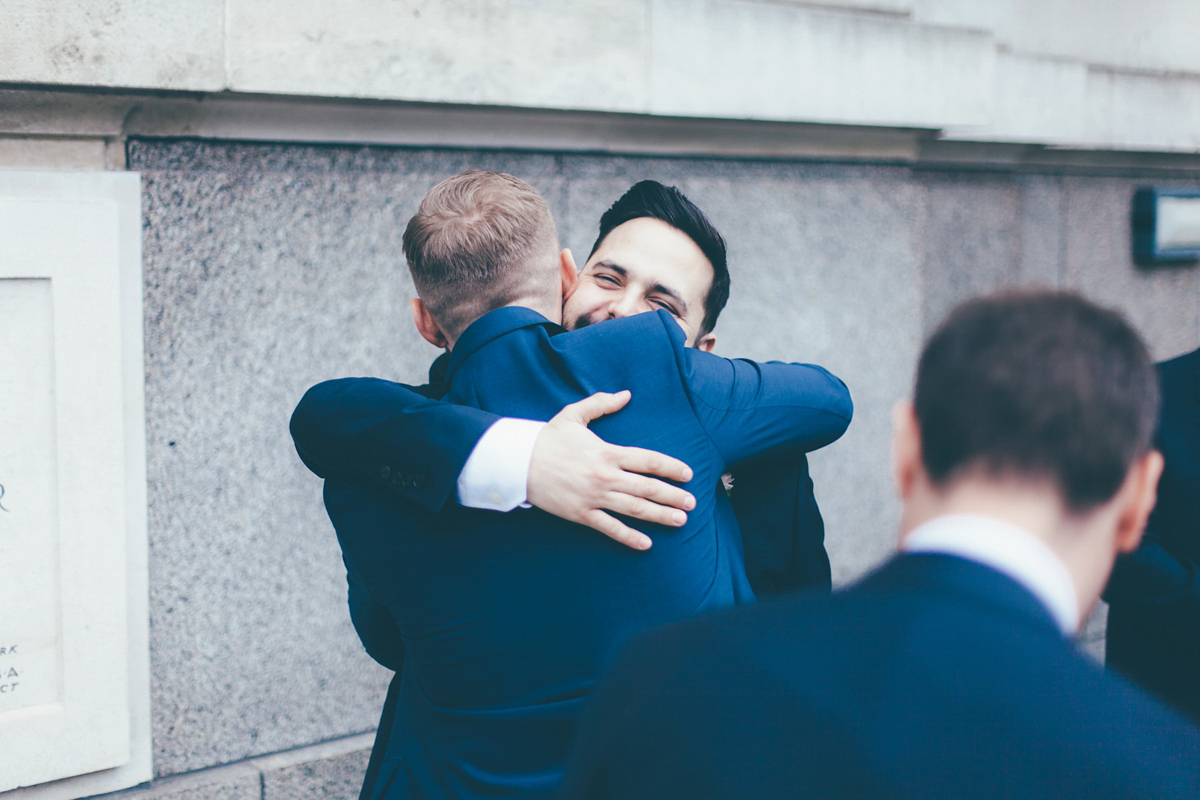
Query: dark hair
590 180 729 337
914 289 1159 513
403 170 559 339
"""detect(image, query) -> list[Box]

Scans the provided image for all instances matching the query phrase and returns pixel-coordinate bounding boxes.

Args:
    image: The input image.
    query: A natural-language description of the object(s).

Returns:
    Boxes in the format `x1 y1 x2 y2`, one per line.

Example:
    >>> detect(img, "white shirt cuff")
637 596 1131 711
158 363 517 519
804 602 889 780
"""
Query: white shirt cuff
456 418 546 511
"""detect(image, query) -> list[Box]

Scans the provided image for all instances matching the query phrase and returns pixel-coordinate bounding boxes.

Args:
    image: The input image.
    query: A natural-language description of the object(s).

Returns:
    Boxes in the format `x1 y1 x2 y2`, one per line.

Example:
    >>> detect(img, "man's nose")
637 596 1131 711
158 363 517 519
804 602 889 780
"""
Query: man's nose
608 292 650 320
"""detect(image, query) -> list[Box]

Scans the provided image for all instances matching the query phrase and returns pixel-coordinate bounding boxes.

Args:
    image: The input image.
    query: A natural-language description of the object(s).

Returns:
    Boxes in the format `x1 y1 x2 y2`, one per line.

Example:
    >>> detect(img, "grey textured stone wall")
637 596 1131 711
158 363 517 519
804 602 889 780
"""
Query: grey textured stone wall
127 138 1200 791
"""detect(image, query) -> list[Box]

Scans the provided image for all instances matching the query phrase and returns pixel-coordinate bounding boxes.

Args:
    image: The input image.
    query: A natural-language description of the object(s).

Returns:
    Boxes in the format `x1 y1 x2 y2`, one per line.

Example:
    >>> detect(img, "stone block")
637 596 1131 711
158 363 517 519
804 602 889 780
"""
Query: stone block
1084 69 1200 153
225 0 648 111
0 135 107 169
779 0 914 12
914 0 1200 75
254 736 372 800
0 0 223 90
94 764 261 800
649 0 994 128
969 52 1088 145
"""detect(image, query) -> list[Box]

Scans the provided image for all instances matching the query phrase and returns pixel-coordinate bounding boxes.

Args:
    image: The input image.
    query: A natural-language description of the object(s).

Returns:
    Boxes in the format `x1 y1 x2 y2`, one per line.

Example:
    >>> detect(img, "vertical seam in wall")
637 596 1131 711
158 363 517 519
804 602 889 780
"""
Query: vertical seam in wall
1056 175 1067 287
558 154 571 252
914 169 929 337
643 0 654 113
1015 175 1028 283
223 0 232 90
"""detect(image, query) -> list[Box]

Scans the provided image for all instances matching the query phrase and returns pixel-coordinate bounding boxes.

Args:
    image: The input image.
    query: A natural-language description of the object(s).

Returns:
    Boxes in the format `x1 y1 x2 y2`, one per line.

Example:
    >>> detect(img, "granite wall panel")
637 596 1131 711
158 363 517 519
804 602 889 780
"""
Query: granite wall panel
1061 176 1200 362
917 172 1024 335
130 138 1188 784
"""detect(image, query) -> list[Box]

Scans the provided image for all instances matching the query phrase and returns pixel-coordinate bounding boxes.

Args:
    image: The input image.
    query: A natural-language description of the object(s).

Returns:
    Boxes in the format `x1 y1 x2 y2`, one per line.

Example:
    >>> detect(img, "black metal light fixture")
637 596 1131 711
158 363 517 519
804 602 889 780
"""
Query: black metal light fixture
1133 187 1200 265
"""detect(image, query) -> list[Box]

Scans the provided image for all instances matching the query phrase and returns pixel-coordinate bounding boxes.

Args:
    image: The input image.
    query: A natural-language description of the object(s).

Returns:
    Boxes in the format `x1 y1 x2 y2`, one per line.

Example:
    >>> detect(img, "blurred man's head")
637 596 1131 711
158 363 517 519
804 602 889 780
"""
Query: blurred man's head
892 289 1163 612
404 170 572 348
563 181 730 352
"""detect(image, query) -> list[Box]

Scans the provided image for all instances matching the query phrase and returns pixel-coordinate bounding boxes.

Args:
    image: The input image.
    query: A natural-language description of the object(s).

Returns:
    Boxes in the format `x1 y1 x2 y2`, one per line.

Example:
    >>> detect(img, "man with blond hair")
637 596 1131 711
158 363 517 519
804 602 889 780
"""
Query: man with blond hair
299 171 851 800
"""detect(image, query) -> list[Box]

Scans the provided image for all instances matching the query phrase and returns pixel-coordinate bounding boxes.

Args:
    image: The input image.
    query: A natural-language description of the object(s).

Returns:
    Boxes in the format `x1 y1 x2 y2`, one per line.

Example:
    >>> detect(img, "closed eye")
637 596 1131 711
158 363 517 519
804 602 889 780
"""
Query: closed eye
651 297 680 315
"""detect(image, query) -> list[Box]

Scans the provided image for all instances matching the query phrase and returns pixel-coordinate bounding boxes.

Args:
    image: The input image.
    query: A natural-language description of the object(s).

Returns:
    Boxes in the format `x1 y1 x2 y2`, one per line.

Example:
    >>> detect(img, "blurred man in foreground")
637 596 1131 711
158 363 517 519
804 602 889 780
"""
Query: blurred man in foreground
562 290 1200 800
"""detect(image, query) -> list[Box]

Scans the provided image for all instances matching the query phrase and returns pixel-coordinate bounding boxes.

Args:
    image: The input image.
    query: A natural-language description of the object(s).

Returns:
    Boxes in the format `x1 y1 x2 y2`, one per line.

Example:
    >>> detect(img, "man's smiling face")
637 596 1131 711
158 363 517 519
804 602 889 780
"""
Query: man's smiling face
562 217 717 351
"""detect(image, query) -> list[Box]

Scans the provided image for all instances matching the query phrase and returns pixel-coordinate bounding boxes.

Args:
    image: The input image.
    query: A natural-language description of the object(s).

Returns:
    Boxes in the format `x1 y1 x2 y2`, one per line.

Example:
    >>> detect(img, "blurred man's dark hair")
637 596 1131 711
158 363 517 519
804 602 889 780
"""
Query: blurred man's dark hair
914 289 1159 513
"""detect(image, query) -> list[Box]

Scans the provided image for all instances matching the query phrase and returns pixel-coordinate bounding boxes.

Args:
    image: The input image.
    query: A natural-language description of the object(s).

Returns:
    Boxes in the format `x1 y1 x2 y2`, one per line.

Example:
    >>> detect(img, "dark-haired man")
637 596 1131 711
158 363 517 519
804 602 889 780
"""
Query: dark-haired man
561 289 1200 800
293 171 851 800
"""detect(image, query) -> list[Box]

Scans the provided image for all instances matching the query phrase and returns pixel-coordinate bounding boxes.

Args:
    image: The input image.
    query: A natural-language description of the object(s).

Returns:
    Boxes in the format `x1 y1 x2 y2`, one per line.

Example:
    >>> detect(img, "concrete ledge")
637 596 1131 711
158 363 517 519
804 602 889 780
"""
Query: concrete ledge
86 734 373 800
6 87 1200 177
0 87 930 163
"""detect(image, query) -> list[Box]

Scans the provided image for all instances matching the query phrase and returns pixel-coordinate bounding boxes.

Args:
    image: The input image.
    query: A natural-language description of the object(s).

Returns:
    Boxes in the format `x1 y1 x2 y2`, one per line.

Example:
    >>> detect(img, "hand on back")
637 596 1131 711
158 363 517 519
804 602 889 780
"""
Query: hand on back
527 391 695 550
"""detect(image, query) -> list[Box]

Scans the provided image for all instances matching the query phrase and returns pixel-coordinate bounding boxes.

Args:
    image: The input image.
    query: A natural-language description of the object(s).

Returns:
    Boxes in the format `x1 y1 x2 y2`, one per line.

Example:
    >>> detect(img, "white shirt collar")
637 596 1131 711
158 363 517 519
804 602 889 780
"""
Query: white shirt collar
901 513 1081 636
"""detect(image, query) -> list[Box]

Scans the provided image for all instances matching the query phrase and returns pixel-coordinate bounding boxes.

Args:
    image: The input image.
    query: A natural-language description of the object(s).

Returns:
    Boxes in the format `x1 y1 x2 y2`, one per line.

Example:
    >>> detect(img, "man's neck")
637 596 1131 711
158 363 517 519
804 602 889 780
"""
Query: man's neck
897 479 1112 630
444 298 563 351
502 297 563 327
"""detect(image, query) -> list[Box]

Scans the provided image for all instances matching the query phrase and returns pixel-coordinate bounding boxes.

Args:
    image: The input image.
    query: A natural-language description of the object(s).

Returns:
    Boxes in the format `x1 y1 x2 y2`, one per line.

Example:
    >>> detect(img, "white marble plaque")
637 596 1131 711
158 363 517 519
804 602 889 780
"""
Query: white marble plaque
0 171 148 798
0 279 61 716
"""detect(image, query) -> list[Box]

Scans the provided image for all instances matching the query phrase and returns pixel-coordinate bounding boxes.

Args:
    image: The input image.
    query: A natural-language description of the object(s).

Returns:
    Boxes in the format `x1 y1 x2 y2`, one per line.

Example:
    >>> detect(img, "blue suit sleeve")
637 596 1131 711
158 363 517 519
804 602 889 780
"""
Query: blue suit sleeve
681 347 853 468
289 376 501 512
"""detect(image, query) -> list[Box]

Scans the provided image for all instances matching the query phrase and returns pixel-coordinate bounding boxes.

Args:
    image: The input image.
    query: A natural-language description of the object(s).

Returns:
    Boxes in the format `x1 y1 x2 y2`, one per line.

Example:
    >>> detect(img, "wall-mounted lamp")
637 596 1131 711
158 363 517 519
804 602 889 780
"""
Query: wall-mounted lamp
1133 187 1200 265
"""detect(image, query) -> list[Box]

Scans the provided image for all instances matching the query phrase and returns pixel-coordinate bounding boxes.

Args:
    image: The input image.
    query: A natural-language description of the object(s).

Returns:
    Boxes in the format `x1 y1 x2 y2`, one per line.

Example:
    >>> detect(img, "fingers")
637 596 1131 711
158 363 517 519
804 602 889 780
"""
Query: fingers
601 491 689 528
580 509 653 551
555 390 632 425
615 446 694 484
613 472 695 512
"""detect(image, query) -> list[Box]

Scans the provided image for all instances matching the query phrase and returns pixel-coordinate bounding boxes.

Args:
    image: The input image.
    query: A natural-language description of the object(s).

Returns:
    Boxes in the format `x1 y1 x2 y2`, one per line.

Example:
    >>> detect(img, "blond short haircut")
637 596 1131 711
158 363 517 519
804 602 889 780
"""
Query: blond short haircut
403 170 561 340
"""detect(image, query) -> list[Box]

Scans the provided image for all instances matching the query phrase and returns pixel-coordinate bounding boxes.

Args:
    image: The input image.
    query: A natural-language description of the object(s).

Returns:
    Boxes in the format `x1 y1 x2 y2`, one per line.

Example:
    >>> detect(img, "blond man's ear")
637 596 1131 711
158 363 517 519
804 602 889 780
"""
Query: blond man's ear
560 248 579 299
411 297 449 349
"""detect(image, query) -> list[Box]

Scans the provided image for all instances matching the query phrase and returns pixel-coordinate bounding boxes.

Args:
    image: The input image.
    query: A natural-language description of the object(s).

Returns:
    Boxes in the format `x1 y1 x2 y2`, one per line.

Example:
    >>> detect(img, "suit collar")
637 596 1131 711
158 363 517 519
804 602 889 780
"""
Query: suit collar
902 514 1080 635
862 552 1066 638
444 307 565 384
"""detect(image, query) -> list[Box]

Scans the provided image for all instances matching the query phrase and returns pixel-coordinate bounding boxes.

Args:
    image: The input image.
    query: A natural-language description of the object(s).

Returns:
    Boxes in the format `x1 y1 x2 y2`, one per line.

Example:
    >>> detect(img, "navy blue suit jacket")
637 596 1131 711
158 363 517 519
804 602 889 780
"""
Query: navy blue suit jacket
562 553 1200 800
307 308 851 799
1107 347 1200 723
292 358 831 607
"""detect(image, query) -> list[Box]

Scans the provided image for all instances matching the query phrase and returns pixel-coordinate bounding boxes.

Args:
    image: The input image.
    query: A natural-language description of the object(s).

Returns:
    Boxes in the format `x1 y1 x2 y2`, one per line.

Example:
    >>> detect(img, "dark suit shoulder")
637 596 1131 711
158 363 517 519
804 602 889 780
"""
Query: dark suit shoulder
1159 346 1200 392
573 566 1200 800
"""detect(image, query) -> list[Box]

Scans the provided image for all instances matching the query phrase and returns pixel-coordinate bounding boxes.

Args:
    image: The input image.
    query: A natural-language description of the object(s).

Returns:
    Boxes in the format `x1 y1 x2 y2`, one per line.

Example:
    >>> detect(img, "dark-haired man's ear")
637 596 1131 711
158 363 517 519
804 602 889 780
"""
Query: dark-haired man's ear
560 248 579 299
411 297 450 349
1114 449 1165 554
695 332 716 353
